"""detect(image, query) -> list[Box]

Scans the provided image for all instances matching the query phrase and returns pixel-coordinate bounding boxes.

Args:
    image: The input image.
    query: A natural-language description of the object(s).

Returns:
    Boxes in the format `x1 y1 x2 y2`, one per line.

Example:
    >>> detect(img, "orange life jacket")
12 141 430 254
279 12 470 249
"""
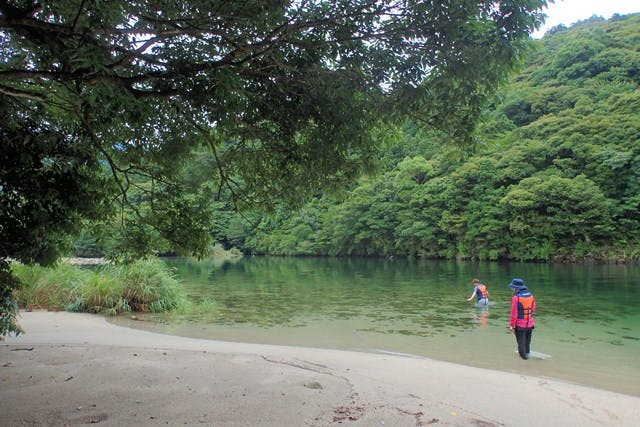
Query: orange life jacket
476 284 489 299
517 294 535 320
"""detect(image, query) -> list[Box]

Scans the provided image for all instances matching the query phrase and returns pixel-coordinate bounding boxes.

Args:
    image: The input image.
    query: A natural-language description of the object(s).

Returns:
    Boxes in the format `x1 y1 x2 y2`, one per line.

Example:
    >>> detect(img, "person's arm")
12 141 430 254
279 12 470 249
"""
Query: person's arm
467 287 477 301
509 296 518 330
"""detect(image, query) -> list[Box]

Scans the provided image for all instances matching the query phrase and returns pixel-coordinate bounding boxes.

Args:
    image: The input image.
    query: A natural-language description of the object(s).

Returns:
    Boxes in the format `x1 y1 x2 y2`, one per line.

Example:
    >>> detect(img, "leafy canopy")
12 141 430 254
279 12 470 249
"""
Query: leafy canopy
1 0 547 265
234 13 640 262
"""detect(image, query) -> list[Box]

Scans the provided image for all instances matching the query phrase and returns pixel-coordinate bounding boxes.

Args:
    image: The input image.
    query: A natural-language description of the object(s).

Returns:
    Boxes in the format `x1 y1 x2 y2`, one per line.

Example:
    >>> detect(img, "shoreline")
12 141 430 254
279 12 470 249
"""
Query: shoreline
2 311 639 426
107 312 639 398
61 255 640 266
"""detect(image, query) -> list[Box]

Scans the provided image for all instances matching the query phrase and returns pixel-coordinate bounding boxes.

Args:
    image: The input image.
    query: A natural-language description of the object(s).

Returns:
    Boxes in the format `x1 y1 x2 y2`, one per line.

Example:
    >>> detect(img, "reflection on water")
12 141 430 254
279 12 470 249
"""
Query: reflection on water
111 257 640 396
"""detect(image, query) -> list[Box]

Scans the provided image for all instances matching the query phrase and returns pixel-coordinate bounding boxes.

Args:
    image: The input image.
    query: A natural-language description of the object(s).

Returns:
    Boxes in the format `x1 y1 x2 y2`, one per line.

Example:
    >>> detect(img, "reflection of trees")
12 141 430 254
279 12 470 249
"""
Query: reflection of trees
172 258 486 332
167 257 639 334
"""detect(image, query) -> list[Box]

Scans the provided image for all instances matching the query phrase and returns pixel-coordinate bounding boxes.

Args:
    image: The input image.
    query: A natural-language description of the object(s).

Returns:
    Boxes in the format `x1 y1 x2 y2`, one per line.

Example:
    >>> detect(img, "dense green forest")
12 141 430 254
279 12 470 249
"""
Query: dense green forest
68 13 640 263
3 6 638 336
2 1 550 335
204 14 640 262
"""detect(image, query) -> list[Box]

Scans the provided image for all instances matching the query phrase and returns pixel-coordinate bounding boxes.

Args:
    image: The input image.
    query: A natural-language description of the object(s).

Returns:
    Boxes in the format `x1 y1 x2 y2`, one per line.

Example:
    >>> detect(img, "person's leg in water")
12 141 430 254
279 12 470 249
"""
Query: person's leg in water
515 327 529 359
524 327 533 356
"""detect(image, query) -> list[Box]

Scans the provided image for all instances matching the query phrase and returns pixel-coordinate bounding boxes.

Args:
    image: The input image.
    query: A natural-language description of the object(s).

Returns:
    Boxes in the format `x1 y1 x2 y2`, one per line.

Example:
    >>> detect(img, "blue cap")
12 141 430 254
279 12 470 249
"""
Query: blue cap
508 278 527 291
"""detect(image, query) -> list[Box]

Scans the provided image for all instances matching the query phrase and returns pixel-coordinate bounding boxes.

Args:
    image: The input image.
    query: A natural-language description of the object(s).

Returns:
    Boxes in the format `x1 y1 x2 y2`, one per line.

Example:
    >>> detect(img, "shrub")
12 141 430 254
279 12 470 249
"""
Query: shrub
13 257 187 315
1 259 22 337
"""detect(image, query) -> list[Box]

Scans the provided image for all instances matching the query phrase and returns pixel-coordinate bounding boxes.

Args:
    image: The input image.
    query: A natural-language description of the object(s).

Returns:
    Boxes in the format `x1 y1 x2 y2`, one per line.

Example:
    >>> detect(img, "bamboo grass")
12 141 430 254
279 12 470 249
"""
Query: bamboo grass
13 258 188 315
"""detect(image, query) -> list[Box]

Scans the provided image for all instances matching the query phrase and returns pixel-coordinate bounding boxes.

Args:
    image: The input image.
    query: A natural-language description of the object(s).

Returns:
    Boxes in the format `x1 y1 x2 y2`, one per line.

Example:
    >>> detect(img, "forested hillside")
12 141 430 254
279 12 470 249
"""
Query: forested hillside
228 14 640 262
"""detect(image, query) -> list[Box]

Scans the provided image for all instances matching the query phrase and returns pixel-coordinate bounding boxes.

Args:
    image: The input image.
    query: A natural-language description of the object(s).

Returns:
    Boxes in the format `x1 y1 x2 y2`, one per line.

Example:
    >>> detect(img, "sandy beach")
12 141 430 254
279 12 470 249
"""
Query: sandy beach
1 311 638 426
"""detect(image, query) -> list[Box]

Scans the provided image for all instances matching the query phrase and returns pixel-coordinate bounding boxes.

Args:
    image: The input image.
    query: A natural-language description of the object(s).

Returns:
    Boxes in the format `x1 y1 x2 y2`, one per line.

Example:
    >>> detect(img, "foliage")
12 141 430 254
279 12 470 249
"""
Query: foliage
0 0 547 265
13 258 187 316
1 1 549 330
11 263 82 312
0 259 22 336
0 100 115 265
113 258 188 312
229 13 640 262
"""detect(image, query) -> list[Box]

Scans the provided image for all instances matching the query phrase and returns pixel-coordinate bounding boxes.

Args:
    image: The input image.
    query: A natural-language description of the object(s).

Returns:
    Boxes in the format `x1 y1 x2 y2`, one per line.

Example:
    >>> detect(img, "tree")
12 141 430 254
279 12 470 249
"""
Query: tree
500 174 614 260
0 0 548 262
0 1 548 334
227 13 640 263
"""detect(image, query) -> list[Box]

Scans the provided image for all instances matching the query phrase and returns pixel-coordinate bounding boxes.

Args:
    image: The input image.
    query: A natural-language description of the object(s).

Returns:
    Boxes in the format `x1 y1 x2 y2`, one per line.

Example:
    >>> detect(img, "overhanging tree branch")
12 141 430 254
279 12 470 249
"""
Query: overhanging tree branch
0 83 45 100
1 0 549 263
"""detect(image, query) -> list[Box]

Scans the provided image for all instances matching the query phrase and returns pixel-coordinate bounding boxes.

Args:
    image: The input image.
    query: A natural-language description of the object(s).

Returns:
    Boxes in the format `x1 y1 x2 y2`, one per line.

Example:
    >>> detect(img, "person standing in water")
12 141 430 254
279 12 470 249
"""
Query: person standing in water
466 278 489 305
508 278 537 360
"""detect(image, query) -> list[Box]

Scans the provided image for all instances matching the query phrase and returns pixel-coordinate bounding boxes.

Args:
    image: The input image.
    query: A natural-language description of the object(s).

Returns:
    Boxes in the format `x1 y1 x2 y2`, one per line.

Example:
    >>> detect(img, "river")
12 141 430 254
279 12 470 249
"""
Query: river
110 256 640 396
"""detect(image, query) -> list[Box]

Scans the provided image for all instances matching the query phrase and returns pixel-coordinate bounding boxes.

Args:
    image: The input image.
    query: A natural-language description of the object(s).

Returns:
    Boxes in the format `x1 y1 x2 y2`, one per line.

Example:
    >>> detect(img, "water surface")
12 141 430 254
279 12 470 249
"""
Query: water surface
111 257 640 396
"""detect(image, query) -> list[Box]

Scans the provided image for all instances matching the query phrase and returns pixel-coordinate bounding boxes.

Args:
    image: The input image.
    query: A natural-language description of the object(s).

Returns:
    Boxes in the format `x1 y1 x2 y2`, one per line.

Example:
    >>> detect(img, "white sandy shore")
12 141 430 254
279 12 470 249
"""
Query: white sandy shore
1 311 638 426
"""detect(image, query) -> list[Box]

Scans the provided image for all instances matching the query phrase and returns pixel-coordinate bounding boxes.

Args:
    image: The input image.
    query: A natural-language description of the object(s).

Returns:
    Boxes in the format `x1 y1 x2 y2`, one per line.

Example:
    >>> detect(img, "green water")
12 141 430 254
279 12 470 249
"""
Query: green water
112 257 640 396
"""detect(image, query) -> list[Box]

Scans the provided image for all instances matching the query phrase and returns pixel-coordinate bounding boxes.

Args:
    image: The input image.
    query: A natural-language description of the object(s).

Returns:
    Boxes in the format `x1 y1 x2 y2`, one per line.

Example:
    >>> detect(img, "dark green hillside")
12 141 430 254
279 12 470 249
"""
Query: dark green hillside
235 14 640 262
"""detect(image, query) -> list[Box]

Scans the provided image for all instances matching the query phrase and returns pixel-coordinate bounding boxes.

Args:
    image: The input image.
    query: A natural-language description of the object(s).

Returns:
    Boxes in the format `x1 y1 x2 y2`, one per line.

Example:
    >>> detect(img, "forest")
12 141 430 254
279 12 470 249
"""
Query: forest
2 4 638 336
69 13 640 263
1 1 552 335
199 14 640 262
12 4 636 266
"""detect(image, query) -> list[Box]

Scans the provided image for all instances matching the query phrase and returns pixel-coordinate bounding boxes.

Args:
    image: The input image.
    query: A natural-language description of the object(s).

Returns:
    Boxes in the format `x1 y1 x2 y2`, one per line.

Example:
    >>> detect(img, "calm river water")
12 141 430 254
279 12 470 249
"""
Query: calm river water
111 257 640 396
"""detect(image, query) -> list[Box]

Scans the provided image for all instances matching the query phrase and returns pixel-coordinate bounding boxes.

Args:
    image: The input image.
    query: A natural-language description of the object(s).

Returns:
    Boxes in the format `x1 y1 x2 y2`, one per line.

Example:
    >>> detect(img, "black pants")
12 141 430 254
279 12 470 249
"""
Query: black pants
514 326 534 359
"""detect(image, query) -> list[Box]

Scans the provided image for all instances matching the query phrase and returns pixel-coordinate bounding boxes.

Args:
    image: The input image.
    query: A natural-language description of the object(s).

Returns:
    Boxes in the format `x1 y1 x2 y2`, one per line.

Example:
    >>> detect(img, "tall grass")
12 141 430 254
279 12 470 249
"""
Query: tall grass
13 263 87 311
13 258 188 315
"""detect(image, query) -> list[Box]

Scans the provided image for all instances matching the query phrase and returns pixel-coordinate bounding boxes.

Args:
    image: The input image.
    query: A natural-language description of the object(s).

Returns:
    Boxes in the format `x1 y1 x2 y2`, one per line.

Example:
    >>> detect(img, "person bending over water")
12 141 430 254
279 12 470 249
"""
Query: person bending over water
467 278 489 305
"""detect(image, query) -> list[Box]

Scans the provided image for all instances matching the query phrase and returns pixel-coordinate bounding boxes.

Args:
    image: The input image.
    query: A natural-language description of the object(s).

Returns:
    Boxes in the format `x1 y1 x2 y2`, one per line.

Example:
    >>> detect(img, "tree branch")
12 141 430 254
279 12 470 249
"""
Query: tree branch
0 84 45 101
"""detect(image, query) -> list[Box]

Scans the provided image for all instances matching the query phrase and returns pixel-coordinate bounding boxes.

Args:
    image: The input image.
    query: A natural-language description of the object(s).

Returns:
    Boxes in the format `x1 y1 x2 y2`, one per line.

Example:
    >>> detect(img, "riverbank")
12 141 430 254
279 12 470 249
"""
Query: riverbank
1 311 638 426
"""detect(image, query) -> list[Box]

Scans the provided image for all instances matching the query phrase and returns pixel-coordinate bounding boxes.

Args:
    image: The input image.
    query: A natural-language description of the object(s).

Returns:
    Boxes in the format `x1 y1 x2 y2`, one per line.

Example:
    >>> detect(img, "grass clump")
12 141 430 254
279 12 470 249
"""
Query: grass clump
13 263 87 311
112 258 188 313
65 272 127 315
13 258 187 315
